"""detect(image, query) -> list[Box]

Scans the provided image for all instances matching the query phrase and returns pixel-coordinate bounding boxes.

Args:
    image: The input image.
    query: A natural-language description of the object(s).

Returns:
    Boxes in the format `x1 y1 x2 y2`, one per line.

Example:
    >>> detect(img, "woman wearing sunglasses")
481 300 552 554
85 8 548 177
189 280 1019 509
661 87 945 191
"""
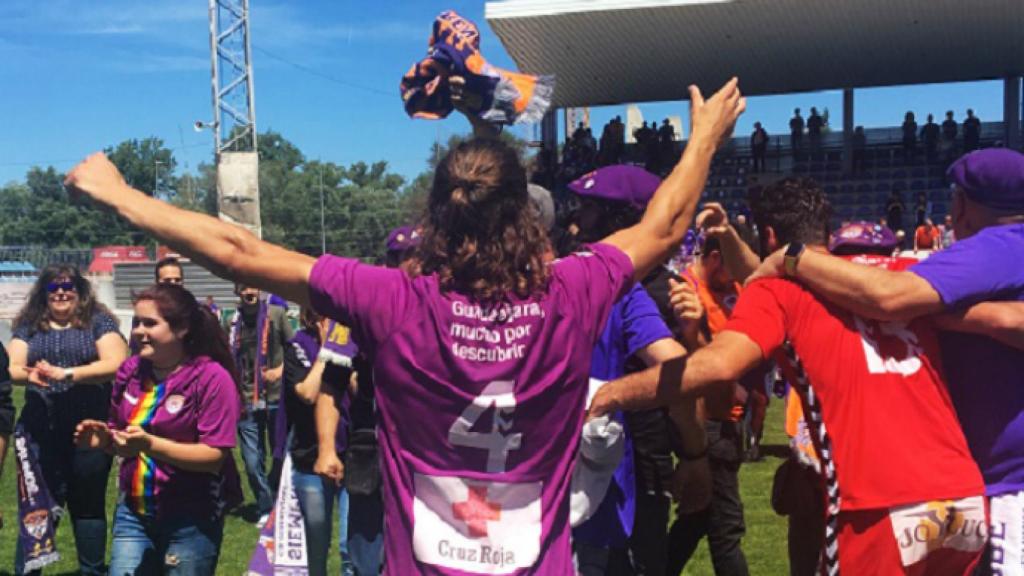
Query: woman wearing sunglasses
7 263 127 575
75 283 242 575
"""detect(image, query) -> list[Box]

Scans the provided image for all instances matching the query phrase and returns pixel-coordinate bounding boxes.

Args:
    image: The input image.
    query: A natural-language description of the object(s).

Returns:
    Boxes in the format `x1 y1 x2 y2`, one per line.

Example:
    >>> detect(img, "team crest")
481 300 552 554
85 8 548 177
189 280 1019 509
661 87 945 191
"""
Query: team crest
23 509 49 540
165 395 185 415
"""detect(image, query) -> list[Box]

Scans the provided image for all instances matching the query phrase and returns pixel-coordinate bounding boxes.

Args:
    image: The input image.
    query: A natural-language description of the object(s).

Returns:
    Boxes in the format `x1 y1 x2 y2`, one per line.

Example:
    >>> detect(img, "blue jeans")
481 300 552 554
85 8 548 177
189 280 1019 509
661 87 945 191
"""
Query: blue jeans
238 409 273 516
291 468 353 576
108 502 223 576
348 490 384 576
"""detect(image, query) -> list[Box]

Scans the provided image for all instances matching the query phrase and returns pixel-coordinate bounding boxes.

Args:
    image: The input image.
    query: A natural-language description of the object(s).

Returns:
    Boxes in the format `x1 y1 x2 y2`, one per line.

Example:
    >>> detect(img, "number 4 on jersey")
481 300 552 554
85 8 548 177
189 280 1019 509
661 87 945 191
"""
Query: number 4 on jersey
448 380 523 473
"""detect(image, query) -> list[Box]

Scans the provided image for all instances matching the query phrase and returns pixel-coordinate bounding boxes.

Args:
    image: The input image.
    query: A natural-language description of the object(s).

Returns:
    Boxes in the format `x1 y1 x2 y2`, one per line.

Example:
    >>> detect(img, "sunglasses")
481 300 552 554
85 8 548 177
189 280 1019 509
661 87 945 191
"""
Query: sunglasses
46 281 76 294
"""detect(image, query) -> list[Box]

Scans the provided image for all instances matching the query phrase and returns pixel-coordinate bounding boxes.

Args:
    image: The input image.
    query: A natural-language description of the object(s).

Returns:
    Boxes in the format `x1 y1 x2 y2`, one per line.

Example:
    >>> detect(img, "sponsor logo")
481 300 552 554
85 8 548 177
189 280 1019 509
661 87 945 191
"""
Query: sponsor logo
124 392 139 405
890 497 987 567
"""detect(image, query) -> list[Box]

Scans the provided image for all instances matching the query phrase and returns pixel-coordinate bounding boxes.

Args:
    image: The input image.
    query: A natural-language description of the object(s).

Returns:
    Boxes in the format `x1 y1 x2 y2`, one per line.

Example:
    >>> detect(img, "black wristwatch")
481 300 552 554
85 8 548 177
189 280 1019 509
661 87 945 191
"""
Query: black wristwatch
783 242 806 277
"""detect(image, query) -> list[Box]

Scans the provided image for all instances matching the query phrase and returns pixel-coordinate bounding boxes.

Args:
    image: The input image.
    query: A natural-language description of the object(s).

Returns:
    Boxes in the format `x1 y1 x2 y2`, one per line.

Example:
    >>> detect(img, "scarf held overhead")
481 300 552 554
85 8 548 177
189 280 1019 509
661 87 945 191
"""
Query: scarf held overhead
400 10 554 125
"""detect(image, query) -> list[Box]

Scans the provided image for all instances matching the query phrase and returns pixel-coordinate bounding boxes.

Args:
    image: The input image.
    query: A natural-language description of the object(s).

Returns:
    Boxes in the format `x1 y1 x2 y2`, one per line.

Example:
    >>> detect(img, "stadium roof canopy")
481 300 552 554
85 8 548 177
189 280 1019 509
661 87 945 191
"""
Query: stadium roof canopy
485 0 1024 108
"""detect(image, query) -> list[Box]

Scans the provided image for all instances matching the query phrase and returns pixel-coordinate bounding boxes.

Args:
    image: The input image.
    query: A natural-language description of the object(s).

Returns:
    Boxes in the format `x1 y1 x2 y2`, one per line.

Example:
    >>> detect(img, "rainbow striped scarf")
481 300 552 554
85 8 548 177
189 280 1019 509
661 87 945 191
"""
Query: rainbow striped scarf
126 377 166 516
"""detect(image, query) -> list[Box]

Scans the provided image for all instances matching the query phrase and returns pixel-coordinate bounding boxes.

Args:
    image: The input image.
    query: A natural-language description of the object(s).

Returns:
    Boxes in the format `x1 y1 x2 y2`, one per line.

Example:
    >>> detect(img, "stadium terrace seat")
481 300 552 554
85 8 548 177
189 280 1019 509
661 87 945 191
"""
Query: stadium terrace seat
826 162 841 172
928 190 946 202
735 177 746 186
912 167 927 178
932 203 947 214
876 158 891 168
730 188 746 200
810 163 824 173
824 185 838 196
911 180 926 191
875 192 889 204
928 166 945 178
856 206 873 218
857 183 872 193
893 181 907 193
840 184 855 194
827 152 842 162
928 179 944 189
875 170 890 180
748 185 763 195
793 164 808 174
874 182 890 193
892 169 908 179
857 194 872 205
824 173 840 182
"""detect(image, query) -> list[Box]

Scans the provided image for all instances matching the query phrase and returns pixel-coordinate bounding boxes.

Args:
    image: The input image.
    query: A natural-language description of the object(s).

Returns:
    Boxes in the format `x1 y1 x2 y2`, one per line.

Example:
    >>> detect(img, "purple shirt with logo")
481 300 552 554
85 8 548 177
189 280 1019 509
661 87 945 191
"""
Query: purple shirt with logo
575 283 672 548
110 355 240 519
308 243 634 575
911 224 1024 496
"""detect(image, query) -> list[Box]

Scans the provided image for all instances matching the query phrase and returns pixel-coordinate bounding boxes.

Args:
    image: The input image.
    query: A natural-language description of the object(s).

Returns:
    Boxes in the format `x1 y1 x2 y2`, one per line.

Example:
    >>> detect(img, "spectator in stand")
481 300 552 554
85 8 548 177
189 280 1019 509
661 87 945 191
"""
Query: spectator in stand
807 107 824 153
902 111 918 162
789 108 804 156
0 344 12 531
852 126 867 173
895 229 908 253
75 284 242 576
964 109 981 152
914 217 941 253
8 264 129 575
942 110 959 162
204 296 219 317
572 122 587 142
915 191 929 226
659 119 677 169
940 214 957 249
886 191 906 233
750 122 768 173
63 77 746 576
155 257 184 286
921 113 940 162
879 216 888 229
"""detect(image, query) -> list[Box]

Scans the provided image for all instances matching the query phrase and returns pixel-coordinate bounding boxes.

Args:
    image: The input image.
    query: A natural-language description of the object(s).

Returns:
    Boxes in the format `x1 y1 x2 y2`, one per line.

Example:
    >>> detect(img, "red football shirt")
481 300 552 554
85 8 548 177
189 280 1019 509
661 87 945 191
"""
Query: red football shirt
724 255 983 510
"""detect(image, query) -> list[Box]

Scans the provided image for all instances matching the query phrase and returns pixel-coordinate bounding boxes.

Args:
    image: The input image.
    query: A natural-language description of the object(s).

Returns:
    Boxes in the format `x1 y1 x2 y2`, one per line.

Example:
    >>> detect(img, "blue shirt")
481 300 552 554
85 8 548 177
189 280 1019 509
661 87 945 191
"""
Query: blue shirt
911 223 1024 496
575 283 672 547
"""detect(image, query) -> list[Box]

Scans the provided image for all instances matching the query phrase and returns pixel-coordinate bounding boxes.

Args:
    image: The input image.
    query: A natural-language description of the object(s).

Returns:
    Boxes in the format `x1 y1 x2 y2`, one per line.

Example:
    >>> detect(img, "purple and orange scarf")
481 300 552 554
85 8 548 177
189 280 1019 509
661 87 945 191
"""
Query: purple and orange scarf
401 10 554 125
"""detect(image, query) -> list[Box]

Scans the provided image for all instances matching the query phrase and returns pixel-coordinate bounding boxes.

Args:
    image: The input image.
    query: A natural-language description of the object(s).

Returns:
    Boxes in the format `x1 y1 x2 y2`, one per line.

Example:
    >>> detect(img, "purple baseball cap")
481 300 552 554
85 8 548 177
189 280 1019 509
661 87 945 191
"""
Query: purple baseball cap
829 221 897 253
947 148 1024 211
568 165 662 209
386 225 421 253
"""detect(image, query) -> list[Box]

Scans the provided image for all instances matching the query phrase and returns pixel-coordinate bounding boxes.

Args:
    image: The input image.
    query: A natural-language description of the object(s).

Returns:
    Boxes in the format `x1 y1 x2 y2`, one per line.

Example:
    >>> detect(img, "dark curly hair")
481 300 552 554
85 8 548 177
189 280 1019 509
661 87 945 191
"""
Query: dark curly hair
14 263 115 335
749 177 832 255
414 138 550 302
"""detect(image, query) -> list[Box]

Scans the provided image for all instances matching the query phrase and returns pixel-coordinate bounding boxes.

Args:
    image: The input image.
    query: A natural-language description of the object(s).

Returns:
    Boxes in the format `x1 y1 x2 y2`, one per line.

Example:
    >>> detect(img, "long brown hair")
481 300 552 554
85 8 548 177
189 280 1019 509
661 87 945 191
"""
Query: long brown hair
14 263 115 335
133 284 242 400
414 138 550 302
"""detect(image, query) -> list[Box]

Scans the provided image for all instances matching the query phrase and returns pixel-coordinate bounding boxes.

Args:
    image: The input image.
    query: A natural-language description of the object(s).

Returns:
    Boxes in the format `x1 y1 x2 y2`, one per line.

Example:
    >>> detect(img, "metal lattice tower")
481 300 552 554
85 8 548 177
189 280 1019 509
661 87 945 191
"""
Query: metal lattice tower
208 0 262 238
209 0 257 154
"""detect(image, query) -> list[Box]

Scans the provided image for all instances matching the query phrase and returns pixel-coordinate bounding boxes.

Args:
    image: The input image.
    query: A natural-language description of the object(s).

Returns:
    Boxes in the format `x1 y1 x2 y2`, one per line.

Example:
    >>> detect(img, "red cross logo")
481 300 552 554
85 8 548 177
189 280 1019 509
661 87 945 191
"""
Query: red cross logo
452 484 502 538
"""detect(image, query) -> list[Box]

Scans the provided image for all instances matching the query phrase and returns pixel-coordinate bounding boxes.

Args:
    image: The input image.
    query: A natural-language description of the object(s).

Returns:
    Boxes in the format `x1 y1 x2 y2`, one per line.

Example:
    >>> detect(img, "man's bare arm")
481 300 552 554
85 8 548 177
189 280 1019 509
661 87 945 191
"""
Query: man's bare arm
933 301 1024 350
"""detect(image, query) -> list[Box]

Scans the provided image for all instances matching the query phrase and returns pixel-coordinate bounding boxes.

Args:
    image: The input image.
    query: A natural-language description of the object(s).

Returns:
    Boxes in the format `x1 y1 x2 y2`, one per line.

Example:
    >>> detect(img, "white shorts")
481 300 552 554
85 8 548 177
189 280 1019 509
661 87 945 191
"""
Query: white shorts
988 490 1024 576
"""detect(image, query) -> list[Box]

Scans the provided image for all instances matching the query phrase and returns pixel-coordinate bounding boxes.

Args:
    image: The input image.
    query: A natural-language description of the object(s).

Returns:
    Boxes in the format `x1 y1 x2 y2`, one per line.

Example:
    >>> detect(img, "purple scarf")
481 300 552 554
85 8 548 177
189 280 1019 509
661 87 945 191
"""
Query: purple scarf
319 321 359 367
229 297 270 410
15 425 60 571
400 10 554 125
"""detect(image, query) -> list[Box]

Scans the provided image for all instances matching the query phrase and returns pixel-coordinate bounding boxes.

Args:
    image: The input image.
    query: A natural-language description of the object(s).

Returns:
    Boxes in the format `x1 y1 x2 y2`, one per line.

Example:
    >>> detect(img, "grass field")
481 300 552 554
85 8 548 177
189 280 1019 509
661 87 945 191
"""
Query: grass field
0 387 789 575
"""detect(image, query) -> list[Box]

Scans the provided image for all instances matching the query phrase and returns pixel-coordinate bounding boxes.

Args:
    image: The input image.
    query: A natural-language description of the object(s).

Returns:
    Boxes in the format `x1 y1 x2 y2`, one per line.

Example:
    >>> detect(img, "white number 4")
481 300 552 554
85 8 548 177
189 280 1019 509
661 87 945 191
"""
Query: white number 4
448 380 523 473
855 317 923 377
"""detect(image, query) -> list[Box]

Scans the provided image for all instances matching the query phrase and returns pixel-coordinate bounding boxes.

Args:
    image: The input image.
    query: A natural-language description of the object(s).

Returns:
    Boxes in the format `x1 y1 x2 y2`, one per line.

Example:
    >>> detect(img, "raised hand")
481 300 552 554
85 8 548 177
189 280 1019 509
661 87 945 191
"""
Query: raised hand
672 457 713 514
75 419 112 450
63 152 135 210
745 246 788 285
696 202 731 238
689 77 747 148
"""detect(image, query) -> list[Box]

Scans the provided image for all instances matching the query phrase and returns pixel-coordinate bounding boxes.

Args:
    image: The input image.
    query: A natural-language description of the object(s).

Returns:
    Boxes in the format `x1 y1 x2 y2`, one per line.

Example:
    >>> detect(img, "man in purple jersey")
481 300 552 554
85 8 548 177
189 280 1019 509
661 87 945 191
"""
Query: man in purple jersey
748 148 1024 575
64 77 745 575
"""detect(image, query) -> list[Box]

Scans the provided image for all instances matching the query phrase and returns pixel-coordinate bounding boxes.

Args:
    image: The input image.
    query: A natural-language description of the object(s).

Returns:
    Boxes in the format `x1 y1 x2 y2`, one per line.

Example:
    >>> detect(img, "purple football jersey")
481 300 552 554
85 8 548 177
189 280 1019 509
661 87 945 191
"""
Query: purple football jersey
308 243 634 575
110 356 240 520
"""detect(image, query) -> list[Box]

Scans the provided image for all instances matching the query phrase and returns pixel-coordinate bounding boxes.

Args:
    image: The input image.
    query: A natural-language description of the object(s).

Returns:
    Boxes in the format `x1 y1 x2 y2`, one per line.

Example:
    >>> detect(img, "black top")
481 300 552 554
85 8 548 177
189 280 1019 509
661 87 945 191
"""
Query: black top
0 343 13 436
282 337 350 471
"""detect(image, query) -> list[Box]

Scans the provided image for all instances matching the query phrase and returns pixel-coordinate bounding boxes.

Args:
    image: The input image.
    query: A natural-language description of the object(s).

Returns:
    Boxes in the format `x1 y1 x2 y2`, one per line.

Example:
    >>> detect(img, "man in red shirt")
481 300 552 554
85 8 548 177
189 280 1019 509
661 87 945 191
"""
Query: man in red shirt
593 178 989 574
914 218 941 252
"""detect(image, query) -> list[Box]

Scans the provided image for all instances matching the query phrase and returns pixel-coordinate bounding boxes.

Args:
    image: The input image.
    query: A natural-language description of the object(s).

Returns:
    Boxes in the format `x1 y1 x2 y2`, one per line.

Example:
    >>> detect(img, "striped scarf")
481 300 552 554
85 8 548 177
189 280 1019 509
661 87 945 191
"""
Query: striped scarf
782 342 842 576
400 10 554 125
126 377 167 517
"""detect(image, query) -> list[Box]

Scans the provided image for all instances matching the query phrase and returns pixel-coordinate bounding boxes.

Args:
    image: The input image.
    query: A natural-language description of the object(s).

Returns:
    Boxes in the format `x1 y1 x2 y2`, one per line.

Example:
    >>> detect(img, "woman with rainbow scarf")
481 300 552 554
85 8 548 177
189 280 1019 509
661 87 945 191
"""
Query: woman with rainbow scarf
75 284 242 575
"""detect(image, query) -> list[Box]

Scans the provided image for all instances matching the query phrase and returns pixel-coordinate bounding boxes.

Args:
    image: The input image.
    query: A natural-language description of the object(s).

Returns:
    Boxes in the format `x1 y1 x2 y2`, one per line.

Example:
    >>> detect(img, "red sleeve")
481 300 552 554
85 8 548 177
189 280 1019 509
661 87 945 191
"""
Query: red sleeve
723 280 792 359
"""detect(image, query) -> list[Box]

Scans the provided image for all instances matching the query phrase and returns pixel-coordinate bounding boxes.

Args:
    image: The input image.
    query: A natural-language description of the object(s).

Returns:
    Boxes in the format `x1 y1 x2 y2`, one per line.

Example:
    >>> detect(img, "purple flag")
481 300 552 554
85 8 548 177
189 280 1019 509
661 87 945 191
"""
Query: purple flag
14 425 60 571
318 321 359 368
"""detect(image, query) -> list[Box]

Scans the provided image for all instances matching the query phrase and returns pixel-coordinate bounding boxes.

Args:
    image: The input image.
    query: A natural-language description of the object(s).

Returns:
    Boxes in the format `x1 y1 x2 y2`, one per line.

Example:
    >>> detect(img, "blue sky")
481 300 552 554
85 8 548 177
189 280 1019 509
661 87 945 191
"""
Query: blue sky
0 0 1004 186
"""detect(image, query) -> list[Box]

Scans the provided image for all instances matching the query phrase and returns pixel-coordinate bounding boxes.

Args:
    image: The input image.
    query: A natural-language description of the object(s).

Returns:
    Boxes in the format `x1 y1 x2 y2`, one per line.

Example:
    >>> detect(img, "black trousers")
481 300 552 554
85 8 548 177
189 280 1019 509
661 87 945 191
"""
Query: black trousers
667 420 749 576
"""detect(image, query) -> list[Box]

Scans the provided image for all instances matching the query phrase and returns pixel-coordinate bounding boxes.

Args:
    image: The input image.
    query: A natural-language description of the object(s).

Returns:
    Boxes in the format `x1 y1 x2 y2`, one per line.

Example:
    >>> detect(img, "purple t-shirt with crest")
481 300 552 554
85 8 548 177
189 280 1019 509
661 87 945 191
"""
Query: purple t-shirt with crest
109 355 240 520
308 243 634 576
